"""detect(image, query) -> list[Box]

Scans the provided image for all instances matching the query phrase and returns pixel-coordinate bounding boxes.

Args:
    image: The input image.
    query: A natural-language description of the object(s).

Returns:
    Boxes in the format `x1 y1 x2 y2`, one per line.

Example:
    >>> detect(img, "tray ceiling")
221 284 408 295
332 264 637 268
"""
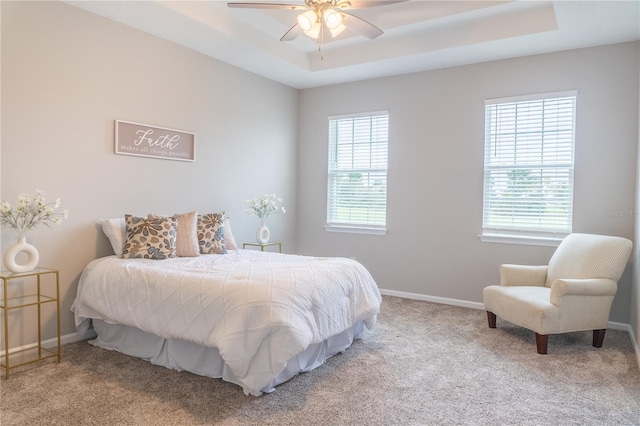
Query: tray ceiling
65 1 640 89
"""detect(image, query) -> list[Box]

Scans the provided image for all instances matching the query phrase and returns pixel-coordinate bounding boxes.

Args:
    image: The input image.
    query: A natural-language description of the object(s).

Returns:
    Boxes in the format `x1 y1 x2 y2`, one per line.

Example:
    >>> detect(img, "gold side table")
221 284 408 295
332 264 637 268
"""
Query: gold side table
243 242 282 253
0 267 61 379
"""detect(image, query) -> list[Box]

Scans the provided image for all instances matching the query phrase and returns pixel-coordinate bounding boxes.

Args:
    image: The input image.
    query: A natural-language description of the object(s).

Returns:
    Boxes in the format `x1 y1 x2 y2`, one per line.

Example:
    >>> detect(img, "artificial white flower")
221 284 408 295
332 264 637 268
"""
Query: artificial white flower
0 190 69 238
244 193 286 221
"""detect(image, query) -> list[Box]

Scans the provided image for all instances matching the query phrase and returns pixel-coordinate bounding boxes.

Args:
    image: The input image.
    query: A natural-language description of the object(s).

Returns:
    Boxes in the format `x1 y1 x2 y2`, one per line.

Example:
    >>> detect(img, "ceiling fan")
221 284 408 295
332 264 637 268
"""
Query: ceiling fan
228 1 404 57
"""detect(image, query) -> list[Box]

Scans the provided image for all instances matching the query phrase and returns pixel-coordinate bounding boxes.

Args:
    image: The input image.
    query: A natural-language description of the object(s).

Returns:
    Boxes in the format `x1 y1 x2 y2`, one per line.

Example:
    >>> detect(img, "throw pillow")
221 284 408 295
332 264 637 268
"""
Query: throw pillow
100 217 126 257
148 211 199 257
198 212 228 254
223 217 238 250
122 214 177 259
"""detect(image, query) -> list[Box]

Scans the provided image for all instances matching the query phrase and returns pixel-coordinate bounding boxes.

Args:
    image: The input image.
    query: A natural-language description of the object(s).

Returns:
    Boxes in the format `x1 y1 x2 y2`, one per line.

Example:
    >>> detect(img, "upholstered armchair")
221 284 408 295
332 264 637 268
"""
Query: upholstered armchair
483 233 632 354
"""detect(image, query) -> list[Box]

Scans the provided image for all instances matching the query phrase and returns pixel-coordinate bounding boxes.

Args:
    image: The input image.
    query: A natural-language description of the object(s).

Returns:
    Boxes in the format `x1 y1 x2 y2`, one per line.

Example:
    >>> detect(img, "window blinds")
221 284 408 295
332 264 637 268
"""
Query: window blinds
482 92 576 237
327 112 389 229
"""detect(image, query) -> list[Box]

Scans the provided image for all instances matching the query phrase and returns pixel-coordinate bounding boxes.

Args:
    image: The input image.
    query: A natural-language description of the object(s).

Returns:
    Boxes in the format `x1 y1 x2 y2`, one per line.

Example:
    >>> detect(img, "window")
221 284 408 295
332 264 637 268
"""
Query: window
482 91 577 244
326 111 389 234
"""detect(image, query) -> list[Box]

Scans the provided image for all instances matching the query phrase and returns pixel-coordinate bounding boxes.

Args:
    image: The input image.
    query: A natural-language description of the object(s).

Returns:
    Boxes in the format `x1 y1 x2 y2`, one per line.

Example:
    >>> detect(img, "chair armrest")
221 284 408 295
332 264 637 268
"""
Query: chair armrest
550 278 618 307
499 264 548 286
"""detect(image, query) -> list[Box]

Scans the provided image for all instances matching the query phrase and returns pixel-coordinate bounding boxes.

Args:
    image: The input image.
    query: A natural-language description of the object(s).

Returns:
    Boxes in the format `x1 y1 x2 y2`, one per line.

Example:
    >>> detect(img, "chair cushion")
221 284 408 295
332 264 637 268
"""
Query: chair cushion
483 283 616 335
483 285 558 334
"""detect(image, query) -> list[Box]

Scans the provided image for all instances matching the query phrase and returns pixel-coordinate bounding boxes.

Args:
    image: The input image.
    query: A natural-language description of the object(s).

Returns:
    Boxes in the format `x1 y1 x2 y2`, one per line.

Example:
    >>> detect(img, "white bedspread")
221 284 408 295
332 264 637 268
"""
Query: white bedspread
72 250 381 395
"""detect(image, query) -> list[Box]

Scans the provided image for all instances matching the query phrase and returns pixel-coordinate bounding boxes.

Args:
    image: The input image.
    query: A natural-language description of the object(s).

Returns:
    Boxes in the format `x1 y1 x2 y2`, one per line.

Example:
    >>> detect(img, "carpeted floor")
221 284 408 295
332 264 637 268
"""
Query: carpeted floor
1 295 639 425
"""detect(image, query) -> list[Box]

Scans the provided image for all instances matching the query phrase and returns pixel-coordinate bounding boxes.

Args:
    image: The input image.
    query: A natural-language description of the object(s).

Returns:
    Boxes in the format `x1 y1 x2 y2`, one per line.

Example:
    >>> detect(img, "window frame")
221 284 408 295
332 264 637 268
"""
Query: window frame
480 90 578 247
324 110 389 235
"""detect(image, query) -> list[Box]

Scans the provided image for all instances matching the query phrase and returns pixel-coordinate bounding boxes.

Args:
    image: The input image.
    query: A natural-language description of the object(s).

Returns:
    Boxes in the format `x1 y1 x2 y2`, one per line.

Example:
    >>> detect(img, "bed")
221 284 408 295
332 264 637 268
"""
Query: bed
72 247 381 396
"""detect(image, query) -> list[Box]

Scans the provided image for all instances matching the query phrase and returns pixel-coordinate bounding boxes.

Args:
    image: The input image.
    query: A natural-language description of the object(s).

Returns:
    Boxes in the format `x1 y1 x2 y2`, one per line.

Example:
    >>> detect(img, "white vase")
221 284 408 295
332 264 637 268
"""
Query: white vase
256 220 270 244
3 236 39 273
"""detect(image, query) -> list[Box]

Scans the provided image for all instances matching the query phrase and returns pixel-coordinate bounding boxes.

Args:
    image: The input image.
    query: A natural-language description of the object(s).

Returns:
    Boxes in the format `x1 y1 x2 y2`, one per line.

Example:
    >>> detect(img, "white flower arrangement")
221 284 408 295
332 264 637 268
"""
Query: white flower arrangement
244 193 285 221
0 190 69 238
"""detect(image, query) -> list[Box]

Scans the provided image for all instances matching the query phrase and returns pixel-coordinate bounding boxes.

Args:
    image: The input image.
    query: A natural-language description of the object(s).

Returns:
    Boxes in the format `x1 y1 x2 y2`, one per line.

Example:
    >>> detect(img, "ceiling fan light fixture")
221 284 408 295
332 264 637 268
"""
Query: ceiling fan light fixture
297 10 317 32
228 0 393 59
329 22 346 37
304 22 321 39
323 9 343 29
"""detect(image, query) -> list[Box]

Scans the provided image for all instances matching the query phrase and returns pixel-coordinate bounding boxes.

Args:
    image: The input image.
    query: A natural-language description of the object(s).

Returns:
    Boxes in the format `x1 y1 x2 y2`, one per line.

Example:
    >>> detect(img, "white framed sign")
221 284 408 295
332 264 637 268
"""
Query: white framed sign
115 120 196 162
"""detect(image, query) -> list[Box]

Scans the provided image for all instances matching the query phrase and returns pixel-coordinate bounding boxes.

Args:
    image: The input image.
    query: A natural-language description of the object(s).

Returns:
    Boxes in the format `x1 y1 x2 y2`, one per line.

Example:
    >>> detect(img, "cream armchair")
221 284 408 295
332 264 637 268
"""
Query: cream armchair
483 233 632 354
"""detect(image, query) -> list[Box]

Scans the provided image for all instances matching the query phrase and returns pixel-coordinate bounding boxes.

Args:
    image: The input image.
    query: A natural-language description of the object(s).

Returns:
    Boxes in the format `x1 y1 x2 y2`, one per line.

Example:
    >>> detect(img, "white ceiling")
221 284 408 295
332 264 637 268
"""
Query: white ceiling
65 0 640 89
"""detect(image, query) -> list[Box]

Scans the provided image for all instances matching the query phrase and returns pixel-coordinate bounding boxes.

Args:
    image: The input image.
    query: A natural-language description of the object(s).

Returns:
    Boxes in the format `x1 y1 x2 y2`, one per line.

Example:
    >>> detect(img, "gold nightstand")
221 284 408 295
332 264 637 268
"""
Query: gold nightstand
243 242 282 253
0 267 61 378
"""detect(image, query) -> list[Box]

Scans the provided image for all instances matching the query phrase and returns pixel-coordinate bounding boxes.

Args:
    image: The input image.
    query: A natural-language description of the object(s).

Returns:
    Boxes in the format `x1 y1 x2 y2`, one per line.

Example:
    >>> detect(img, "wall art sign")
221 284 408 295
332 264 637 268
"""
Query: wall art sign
115 120 196 162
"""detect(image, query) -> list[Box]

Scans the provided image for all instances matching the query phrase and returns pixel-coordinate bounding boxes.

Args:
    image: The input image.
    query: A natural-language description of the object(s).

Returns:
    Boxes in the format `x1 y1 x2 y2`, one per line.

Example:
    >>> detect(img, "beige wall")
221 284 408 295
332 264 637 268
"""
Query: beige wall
1 1 298 349
297 42 639 324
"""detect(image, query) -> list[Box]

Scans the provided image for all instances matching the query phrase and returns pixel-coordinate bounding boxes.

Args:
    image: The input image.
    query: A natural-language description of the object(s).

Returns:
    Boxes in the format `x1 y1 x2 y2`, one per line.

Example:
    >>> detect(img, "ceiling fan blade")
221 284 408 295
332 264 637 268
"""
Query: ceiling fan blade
336 0 407 10
280 24 302 41
227 2 308 10
340 11 383 39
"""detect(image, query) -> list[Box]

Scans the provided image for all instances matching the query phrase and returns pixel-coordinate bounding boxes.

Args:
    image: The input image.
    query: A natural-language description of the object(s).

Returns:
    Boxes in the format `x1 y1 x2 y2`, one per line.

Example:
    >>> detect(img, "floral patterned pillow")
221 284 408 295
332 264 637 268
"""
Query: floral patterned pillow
197 212 227 254
121 215 177 260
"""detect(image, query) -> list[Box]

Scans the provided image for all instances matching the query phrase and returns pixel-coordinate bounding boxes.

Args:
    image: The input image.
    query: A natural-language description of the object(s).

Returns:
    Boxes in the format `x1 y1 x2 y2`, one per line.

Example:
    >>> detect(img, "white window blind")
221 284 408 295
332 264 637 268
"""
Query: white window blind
327 111 389 231
482 92 576 239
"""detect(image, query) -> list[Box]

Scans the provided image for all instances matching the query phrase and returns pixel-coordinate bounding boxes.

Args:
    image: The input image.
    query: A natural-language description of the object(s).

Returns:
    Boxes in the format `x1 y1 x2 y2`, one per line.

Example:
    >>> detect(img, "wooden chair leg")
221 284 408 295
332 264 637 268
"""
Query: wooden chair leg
535 333 548 354
487 311 496 328
593 329 606 348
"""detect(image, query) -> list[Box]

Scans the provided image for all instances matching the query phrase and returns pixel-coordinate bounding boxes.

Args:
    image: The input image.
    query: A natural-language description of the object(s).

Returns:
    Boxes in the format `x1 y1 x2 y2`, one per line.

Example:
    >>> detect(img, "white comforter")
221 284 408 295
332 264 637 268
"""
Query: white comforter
73 250 381 395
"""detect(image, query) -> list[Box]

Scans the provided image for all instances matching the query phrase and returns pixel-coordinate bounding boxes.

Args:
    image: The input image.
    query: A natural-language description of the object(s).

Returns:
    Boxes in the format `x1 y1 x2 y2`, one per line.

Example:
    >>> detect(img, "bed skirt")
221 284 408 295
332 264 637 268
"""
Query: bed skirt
89 319 366 395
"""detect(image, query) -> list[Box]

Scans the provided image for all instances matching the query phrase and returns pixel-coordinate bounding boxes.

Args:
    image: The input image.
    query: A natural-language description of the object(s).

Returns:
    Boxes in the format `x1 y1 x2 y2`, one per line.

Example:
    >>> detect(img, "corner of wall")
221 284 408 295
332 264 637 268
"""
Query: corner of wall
633 54 640 369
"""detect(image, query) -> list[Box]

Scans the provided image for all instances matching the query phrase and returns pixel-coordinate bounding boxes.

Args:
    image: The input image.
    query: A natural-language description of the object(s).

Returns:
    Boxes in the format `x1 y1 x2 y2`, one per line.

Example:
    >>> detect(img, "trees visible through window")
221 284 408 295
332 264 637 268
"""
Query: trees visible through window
326 112 389 232
482 92 577 240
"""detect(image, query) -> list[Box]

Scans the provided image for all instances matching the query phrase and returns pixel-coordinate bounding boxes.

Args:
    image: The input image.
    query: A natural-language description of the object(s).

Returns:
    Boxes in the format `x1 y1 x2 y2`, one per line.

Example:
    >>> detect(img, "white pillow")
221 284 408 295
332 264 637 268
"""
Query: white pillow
100 218 126 256
224 217 238 250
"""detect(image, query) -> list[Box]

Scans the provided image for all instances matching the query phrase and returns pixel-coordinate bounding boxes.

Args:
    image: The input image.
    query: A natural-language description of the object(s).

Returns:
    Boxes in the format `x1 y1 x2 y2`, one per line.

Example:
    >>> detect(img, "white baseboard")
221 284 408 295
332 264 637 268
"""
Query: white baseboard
607 321 632 332
379 288 485 310
1 330 96 355
380 288 631 330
